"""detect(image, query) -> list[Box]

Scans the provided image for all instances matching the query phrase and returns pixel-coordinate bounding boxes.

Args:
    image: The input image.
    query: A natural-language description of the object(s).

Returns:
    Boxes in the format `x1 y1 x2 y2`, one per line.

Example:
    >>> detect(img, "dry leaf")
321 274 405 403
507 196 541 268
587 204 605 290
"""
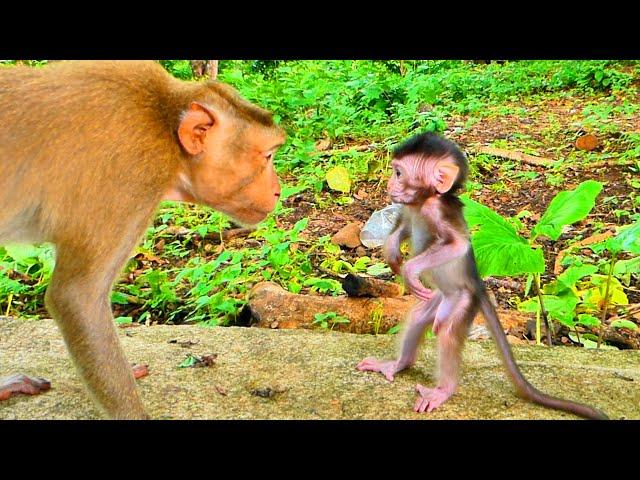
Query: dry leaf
215 385 228 396
315 138 332 151
575 134 599 151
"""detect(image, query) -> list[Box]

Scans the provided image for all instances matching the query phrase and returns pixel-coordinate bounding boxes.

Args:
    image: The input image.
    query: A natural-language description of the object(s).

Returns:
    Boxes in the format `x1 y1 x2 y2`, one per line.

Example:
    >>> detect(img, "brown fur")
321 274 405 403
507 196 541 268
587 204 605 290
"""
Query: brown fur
0 61 285 418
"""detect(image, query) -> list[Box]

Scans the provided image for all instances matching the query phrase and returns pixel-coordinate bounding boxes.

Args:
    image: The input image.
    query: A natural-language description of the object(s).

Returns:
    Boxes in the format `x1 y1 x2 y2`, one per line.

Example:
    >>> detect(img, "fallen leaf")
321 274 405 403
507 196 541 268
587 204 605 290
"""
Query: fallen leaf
331 223 362 248
215 385 228 396
315 138 332 151
575 134 599 151
326 166 352 193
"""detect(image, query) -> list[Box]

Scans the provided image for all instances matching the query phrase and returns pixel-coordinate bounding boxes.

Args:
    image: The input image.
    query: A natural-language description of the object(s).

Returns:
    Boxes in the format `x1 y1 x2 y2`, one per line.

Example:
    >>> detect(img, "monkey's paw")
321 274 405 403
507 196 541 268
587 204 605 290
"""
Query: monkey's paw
406 282 434 302
0 374 51 401
131 363 150 380
356 358 400 382
413 384 454 413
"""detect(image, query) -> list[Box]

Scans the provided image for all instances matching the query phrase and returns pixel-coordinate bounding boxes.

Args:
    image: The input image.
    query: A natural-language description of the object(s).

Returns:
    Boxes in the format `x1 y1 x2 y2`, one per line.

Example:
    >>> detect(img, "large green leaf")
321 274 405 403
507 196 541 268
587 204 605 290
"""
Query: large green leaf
4 244 41 264
471 231 545 277
613 256 640 276
532 180 603 241
556 264 598 290
461 196 545 277
518 294 578 327
610 319 638 331
461 195 515 234
605 220 640 255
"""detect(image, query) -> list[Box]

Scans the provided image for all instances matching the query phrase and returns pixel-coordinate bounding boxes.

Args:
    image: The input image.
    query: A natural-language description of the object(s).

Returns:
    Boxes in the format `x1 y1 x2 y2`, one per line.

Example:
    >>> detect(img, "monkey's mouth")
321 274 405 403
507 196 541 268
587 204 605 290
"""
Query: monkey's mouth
229 207 272 227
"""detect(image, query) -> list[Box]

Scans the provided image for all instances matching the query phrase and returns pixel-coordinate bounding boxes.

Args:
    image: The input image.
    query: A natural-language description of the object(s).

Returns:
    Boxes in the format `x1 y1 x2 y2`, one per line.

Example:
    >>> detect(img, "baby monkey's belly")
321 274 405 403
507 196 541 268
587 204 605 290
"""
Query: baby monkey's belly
420 253 470 296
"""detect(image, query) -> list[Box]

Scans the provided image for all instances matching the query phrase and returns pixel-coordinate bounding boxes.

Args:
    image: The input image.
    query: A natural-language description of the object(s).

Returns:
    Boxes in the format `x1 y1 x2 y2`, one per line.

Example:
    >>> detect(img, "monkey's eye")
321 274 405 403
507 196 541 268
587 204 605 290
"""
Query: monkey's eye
395 169 402 178
265 153 273 162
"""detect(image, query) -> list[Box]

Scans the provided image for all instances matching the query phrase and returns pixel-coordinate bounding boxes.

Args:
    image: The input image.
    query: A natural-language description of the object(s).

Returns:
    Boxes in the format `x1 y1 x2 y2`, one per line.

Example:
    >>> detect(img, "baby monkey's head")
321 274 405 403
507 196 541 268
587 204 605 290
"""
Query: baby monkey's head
388 132 468 205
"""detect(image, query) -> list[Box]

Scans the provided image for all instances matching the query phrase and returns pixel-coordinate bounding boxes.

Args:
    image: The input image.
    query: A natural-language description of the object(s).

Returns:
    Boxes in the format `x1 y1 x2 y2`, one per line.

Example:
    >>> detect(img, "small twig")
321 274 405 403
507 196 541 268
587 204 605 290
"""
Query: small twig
613 372 635 382
471 146 554 167
311 144 375 156
598 256 617 349
205 227 254 244
579 159 637 169
534 273 554 346
5 293 13 316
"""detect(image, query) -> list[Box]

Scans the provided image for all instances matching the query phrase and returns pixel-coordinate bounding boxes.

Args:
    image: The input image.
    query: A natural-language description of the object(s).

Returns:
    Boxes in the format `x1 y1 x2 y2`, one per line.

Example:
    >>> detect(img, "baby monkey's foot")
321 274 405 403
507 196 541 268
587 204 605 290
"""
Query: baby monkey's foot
414 384 455 413
356 358 403 382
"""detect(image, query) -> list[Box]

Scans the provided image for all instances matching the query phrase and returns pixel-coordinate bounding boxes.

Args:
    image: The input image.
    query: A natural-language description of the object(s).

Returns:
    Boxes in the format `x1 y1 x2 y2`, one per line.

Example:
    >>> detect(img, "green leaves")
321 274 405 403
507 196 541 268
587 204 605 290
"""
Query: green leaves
519 295 579 327
461 196 544 277
114 316 133 325
556 265 599 291
605 220 640 255
611 319 638 331
577 314 600 328
532 180 603 241
460 180 604 279
313 311 350 330
613 256 640 279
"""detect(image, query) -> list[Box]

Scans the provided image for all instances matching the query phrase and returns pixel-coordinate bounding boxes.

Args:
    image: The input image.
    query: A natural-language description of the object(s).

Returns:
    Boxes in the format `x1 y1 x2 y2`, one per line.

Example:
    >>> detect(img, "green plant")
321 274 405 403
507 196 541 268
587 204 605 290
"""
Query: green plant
370 302 384 335
588 220 640 347
159 60 194 80
313 311 350 330
0 244 55 316
462 180 603 345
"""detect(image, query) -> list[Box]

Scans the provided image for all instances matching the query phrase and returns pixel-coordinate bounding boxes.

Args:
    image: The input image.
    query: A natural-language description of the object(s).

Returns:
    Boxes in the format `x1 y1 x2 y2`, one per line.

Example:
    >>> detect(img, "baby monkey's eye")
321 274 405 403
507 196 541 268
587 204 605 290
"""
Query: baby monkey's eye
395 169 402 178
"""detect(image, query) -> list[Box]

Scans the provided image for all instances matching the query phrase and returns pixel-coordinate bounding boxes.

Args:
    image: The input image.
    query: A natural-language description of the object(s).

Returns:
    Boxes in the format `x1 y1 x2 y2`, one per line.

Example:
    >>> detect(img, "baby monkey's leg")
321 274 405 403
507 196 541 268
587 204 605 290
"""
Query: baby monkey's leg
357 293 442 381
414 291 477 413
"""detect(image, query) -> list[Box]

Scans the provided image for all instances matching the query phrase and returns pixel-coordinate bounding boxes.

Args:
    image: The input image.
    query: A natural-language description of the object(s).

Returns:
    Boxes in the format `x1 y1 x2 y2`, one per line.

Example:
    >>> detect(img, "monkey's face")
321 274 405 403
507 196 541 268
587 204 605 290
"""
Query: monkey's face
176 102 285 226
194 125 284 226
388 156 432 204
388 154 461 204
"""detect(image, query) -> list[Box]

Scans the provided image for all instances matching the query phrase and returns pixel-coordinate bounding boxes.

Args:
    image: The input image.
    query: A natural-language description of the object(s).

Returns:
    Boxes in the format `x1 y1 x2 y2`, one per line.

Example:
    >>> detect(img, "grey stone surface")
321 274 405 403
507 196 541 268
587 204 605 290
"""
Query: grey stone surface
1 317 638 420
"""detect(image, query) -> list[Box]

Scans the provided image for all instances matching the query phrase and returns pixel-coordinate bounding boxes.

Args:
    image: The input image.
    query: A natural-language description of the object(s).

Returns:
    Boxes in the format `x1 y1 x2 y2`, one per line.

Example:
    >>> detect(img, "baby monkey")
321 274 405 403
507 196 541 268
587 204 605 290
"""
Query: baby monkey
357 132 607 420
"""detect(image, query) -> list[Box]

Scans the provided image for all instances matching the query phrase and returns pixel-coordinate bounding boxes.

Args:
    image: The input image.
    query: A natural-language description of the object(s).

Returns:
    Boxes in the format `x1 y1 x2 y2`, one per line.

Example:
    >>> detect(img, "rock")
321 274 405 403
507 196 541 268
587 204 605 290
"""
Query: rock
575 134 599 151
246 282 535 334
506 334 526 345
1 317 638 419
331 223 362 248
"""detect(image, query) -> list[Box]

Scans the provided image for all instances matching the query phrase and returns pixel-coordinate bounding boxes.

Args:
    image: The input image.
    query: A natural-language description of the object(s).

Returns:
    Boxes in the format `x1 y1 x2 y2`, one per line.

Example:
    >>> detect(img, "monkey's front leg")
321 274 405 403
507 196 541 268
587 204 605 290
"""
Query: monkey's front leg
46 247 149 420
414 292 475 413
357 293 442 381
401 259 434 301
383 223 408 275
403 241 468 302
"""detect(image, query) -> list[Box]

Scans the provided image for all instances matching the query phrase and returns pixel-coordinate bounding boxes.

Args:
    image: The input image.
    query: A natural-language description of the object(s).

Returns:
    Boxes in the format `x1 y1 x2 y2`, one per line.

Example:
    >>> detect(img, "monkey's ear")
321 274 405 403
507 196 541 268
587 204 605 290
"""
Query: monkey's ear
178 102 216 155
434 158 460 194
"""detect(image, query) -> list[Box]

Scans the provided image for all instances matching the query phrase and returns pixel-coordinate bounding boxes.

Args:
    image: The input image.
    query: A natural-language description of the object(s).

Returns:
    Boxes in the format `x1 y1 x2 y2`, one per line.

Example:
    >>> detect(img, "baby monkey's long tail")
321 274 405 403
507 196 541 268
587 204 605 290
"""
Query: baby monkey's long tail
477 290 608 420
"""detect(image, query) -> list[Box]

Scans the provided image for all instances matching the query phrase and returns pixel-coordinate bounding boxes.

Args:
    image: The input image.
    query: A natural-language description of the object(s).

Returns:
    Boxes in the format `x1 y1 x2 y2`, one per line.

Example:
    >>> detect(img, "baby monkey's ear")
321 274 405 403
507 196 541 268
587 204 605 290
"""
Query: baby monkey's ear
433 157 460 194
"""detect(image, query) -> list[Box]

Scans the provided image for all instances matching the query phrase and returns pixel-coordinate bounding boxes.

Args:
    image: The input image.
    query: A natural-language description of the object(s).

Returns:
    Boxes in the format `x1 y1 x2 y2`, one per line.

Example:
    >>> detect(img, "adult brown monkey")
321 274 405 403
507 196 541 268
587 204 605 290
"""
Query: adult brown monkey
357 132 608 420
0 61 285 419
